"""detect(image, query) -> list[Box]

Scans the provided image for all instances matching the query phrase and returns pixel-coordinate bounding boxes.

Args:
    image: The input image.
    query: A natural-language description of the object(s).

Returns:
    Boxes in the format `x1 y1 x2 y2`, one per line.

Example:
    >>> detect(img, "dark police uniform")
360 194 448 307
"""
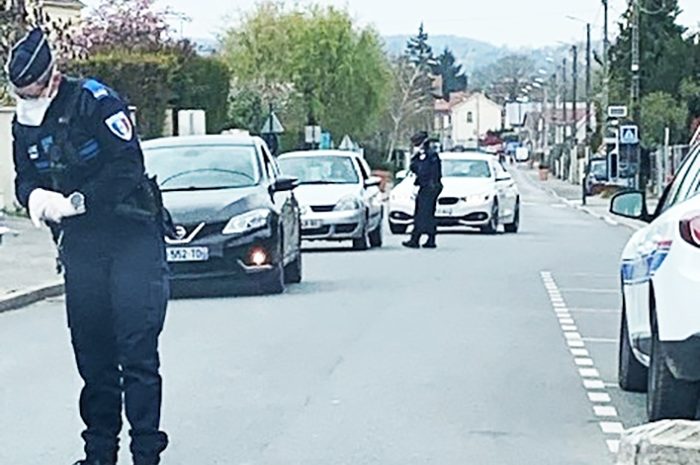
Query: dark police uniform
12 77 170 464
407 142 443 247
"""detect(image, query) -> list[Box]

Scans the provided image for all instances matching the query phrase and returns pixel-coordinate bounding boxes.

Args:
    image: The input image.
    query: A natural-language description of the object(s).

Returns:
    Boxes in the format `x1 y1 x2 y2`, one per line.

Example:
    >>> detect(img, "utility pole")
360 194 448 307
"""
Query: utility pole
562 58 568 143
630 0 642 189
586 23 592 147
572 45 578 146
602 0 610 117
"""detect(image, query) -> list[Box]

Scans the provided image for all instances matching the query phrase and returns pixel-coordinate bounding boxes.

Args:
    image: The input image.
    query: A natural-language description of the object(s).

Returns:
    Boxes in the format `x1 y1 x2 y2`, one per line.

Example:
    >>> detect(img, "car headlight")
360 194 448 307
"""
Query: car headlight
299 205 311 216
222 209 271 235
334 196 363 211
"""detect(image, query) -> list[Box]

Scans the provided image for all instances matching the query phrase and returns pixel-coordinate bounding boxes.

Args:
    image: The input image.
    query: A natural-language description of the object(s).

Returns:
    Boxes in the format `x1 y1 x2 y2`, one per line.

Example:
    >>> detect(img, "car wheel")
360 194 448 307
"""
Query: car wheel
647 309 700 421
480 201 499 234
284 251 302 284
369 219 383 248
353 215 370 250
389 223 407 235
618 302 648 392
504 200 520 234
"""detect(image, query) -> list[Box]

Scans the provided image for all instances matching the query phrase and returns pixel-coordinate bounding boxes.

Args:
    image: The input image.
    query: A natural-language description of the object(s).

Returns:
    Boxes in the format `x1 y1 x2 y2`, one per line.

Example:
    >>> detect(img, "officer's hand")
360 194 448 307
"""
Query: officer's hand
27 189 63 228
43 194 86 225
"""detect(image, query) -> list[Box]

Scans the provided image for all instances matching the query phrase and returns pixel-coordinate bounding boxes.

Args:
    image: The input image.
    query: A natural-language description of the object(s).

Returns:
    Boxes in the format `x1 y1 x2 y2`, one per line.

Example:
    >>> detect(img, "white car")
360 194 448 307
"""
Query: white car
389 152 520 234
611 143 700 420
277 150 384 250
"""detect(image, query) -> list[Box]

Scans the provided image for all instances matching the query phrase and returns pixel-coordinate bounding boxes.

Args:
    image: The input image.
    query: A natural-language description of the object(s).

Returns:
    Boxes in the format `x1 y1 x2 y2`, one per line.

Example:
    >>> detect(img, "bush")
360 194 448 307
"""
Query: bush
171 55 232 134
68 52 176 139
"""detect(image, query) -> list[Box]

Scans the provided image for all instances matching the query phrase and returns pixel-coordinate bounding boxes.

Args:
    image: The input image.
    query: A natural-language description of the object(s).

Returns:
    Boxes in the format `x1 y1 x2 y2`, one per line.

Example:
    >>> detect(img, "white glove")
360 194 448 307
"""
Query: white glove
43 192 86 224
28 189 63 228
27 189 86 228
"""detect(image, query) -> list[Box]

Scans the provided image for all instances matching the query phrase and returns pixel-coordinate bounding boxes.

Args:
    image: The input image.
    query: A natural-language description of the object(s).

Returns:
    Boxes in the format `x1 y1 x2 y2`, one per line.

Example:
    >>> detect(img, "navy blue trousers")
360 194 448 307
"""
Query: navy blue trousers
62 220 169 465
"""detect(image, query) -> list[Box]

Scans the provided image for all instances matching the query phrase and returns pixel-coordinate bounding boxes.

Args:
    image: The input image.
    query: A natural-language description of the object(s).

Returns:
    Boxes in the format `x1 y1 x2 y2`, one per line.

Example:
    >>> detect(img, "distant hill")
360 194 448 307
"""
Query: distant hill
383 34 577 81
383 35 511 74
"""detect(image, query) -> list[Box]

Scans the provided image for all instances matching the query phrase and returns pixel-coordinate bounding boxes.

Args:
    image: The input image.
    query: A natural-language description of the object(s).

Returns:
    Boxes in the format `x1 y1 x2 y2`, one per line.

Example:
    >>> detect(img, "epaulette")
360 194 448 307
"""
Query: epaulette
82 79 110 100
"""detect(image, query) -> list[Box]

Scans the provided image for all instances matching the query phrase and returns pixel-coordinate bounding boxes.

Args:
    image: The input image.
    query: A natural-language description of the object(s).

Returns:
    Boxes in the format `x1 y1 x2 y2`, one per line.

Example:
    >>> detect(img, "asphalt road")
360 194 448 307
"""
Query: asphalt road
0 166 646 465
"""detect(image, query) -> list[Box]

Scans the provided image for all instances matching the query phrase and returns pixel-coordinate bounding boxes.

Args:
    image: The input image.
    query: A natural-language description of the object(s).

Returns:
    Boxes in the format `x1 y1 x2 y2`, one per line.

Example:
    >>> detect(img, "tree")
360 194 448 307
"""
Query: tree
384 24 437 161
472 54 535 103
71 0 191 56
640 91 688 146
609 0 693 103
221 2 391 147
433 47 468 100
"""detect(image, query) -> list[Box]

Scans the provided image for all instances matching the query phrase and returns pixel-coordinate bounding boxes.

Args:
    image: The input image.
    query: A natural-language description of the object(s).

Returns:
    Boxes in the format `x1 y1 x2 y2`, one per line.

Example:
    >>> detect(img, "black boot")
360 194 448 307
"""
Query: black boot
422 234 437 249
73 460 115 465
402 233 420 249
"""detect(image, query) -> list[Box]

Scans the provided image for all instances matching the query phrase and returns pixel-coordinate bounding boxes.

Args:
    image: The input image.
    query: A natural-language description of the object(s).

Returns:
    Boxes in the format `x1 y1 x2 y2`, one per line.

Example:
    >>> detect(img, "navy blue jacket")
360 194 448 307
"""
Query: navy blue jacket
410 146 442 189
12 77 145 225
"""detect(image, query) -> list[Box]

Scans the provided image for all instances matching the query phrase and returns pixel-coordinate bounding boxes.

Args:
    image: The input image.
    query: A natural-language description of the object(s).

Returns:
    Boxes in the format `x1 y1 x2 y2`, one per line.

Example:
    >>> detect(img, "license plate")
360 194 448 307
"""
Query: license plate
166 247 209 263
302 219 322 229
437 208 453 216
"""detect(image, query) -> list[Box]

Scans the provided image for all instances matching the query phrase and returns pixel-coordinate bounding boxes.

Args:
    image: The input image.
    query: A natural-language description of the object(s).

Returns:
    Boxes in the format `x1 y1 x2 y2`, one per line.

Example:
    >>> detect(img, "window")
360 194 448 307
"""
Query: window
442 159 491 178
467 112 474 123
145 145 261 191
661 147 700 212
278 156 360 185
357 158 371 181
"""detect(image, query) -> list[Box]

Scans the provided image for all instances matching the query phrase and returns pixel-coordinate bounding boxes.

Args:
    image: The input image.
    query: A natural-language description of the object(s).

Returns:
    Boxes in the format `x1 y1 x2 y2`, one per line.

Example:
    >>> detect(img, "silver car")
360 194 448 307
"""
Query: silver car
278 150 384 250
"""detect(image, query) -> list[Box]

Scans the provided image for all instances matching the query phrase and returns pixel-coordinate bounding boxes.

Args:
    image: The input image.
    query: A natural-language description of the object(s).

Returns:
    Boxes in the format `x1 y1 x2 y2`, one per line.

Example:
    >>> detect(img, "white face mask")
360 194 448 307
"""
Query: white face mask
15 94 56 126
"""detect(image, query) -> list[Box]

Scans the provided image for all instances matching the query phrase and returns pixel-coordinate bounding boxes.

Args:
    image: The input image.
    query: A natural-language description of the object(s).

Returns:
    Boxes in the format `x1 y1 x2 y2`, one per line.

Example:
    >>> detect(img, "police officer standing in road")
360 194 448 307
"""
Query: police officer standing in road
8 29 170 465
403 131 443 249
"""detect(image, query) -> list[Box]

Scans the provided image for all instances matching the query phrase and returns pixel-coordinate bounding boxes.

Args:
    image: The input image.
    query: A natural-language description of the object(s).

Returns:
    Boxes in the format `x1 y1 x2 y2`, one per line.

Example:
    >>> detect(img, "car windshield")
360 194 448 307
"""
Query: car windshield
590 160 607 177
144 145 261 191
442 159 492 178
278 156 359 185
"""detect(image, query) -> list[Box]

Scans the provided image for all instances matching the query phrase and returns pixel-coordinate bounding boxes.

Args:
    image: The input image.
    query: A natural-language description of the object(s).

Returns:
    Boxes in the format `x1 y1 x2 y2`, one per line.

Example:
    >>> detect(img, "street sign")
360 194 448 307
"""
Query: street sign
260 112 284 134
619 124 639 145
339 135 354 151
320 132 332 150
608 105 628 119
304 125 322 144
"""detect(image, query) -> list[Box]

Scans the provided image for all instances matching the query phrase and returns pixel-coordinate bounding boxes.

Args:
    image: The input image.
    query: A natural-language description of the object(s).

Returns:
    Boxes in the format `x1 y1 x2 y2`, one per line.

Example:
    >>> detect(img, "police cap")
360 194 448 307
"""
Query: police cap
6 28 54 89
410 131 429 147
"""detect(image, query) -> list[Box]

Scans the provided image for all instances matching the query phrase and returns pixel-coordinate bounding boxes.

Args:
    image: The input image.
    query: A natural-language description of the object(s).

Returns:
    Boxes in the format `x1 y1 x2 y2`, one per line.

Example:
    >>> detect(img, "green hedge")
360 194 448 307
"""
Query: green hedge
171 55 231 134
68 52 175 139
68 52 232 139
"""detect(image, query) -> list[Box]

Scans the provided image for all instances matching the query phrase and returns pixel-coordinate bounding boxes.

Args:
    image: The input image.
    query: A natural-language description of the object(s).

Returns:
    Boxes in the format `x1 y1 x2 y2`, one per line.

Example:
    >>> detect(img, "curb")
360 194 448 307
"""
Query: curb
533 178 643 232
0 282 64 314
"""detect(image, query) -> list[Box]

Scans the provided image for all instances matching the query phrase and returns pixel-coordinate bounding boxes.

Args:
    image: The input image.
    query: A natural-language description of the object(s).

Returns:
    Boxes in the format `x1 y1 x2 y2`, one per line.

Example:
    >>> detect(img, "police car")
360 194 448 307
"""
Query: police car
611 143 700 420
142 135 302 296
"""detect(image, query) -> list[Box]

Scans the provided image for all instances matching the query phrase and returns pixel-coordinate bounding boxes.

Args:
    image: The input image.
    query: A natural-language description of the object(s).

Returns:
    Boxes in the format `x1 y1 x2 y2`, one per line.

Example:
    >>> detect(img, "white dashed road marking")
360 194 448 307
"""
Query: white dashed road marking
541 271 624 455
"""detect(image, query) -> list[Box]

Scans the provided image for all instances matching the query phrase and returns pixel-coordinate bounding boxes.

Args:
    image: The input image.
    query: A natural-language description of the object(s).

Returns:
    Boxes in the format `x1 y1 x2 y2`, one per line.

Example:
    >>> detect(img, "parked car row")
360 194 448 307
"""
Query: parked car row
610 142 700 421
142 134 386 296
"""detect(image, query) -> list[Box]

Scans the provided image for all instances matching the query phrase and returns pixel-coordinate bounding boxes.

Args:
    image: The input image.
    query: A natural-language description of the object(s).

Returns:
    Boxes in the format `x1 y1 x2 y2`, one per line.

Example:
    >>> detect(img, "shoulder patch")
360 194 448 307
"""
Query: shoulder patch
83 79 110 99
104 111 134 142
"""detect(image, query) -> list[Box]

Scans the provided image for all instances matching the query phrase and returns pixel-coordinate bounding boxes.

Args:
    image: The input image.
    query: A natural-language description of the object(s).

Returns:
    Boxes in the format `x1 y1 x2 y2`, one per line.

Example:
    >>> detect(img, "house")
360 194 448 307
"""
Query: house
450 92 502 148
434 91 467 150
35 0 85 25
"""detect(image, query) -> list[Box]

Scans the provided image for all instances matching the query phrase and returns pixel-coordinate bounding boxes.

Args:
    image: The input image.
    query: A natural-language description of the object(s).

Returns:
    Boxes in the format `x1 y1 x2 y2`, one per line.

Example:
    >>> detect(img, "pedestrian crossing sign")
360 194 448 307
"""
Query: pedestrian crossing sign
620 125 639 145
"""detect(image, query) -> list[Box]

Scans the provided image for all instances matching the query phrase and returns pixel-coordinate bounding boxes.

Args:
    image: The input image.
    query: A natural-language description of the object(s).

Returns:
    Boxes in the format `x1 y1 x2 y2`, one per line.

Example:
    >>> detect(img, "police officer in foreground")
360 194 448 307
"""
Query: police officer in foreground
403 131 443 249
8 29 170 465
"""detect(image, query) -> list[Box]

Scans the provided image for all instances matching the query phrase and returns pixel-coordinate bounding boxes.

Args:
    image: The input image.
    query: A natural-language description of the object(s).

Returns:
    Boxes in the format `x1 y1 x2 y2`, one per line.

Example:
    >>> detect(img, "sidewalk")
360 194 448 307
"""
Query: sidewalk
519 167 654 232
0 213 64 312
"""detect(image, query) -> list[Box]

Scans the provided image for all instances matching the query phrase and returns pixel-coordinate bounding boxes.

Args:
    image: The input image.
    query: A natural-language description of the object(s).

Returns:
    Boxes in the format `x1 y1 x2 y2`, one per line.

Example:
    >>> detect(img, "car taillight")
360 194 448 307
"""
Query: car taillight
680 214 700 248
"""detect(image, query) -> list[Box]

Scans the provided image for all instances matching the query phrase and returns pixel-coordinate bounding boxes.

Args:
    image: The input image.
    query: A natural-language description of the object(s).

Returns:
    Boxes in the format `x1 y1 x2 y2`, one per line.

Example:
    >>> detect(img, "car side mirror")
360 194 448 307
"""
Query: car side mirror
365 176 382 188
610 190 651 222
273 176 299 192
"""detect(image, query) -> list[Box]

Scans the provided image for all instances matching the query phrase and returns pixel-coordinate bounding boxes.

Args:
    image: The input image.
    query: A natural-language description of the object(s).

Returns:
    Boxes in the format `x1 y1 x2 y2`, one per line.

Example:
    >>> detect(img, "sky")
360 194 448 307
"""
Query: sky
85 0 700 48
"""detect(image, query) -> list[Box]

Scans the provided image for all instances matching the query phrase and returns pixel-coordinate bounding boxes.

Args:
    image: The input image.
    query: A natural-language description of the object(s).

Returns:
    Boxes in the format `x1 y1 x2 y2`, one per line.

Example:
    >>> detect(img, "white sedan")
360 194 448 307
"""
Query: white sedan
611 142 700 420
277 150 384 250
389 152 520 234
